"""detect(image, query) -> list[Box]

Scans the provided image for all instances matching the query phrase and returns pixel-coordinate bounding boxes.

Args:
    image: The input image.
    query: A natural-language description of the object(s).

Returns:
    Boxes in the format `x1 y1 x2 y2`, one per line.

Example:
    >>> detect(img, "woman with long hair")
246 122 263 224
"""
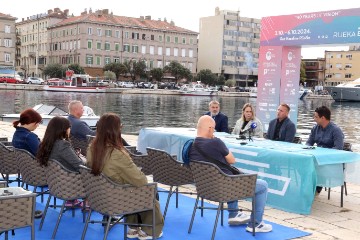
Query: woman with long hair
37 116 83 171
12 108 43 156
87 113 164 240
232 103 263 138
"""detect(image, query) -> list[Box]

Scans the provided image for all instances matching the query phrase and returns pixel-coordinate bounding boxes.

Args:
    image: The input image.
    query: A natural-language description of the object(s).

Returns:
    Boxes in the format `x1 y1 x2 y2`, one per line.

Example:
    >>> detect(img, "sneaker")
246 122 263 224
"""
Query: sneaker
228 212 250 225
138 229 163 240
127 228 139 239
34 210 43 219
246 221 272 233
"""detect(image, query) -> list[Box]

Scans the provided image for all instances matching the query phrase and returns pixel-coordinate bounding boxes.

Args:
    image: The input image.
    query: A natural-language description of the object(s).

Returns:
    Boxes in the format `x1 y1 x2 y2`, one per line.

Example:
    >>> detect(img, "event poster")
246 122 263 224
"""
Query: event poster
280 47 301 127
256 46 283 131
260 8 360 46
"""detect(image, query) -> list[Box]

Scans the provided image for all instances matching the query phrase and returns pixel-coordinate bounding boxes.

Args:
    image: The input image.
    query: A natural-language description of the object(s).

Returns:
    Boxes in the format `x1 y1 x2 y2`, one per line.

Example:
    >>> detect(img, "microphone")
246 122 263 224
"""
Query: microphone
248 122 257 141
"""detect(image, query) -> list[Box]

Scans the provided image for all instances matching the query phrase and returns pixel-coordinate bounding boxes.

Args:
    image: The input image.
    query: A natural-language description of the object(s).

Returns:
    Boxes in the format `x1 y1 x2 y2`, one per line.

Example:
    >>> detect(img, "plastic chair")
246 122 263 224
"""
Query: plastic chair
39 159 86 239
79 165 158 240
0 187 37 240
188 160 257 240
327 142 352 207
0 142 21 187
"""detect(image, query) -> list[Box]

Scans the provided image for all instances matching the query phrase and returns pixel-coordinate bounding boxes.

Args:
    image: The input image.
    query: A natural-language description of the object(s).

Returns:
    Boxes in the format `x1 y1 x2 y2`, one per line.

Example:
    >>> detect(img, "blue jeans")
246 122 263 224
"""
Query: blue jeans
228 179 268 224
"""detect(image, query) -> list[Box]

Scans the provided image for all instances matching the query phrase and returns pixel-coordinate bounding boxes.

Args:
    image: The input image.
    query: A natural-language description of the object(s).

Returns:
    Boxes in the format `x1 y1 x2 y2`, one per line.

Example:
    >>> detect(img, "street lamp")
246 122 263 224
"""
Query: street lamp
35 14 40 77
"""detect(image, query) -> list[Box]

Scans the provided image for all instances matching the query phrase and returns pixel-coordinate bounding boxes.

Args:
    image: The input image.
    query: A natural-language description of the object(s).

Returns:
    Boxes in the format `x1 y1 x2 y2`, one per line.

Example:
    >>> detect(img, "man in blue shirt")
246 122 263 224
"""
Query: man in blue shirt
67 100 95 140
306 106 344 193
204 100 229 133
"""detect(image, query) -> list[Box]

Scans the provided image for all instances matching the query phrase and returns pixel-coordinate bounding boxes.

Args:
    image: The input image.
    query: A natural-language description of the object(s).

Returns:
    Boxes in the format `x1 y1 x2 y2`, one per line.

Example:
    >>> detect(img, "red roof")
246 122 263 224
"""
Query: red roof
50 12 197 34
0 12 16 20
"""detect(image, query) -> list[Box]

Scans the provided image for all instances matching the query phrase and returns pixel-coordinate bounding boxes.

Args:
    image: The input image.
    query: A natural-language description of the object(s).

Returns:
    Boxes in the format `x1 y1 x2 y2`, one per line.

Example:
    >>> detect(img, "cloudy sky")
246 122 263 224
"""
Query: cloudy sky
2 0 359 58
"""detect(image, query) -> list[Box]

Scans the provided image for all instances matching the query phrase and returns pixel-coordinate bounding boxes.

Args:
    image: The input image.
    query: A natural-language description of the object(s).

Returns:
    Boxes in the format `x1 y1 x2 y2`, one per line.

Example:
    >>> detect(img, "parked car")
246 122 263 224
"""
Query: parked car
137 82 153 89
119 81 135 88
158 82 179 89
25 77 44 84
0 77 20 84
98 80 110 86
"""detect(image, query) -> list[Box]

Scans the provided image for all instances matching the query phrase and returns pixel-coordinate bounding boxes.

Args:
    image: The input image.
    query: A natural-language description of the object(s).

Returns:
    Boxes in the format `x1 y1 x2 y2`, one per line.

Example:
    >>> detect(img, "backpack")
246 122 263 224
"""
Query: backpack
182 139 194 165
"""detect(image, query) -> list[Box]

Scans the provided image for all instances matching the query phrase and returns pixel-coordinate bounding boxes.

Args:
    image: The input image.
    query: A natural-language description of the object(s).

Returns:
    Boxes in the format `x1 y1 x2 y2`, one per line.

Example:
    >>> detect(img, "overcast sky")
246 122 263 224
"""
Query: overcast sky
2 0 359 58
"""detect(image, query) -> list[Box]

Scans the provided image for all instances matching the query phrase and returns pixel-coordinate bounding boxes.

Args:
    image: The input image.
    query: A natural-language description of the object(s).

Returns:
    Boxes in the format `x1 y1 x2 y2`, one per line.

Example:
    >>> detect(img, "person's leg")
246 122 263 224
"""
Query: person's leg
253 179 268 224
227 200 238 218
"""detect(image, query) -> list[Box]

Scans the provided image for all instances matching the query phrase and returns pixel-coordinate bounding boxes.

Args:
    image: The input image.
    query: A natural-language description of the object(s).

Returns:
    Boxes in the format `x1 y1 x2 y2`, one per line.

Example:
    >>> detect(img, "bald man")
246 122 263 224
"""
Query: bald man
189 116 272 233
67 100 95 140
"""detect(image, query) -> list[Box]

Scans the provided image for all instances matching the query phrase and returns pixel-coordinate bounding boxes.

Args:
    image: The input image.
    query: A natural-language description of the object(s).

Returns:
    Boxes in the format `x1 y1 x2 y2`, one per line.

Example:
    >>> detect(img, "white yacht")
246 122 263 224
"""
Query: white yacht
326 78 360 101
179 82 218 96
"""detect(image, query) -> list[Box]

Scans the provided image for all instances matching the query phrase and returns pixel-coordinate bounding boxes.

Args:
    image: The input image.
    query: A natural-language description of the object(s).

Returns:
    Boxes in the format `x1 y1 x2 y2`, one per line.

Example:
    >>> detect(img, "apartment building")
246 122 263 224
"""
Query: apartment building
198 7 260 87
324 50 360 86
302 58 326 87
46 9 198 77
0 12 16 67
15 8 68 78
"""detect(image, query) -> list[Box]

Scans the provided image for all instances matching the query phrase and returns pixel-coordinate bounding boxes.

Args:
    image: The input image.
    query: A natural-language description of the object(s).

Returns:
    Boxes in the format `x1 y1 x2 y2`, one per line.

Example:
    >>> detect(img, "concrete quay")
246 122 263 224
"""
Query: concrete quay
1 121 357 239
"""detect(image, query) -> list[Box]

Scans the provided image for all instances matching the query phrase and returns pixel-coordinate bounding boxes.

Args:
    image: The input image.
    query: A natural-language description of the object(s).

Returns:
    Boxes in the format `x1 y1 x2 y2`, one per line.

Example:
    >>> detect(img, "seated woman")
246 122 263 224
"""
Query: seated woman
37 116 84 172
232 103 263 138
86 113 164 240
12 108 43 156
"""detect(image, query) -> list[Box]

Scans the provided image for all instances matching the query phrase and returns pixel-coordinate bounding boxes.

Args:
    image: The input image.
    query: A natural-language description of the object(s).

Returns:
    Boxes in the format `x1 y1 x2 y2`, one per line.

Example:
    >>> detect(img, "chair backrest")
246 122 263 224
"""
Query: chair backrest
190 160 257 203
15 148 47 187
125 147 153 175
146 147 194 186
79 165 157 216
343 142 352 151
293 136 302 144
70 135 89 157
46 159 86 200
0 142 18 175
0 181 6 188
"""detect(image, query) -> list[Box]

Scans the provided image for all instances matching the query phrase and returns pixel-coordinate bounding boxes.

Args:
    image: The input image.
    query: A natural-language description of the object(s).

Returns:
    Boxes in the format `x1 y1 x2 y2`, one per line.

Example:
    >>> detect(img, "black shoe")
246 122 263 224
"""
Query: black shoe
35 210 43 219
102 216 120 226
316 186 323 194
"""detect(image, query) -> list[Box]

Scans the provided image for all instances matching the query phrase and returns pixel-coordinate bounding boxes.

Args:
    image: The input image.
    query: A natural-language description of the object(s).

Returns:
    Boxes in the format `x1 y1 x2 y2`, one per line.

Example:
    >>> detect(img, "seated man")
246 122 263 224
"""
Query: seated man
204 100 229 133
306 106 344 193
67 100 95 140
266 103 296 142
189 115 272 233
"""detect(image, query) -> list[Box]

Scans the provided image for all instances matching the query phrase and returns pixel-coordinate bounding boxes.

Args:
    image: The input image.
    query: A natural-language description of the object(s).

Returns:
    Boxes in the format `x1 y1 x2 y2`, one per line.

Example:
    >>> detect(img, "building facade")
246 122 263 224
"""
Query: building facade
197 7 260 87
324 50 360 86
302 58 325 87
15 8 68 78
0 12 17 67
46 9 198 78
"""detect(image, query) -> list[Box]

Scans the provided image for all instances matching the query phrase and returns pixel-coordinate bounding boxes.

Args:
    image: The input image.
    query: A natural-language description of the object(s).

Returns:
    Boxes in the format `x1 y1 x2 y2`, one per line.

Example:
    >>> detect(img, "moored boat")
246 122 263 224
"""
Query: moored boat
179 81 218 96
326 78 360 101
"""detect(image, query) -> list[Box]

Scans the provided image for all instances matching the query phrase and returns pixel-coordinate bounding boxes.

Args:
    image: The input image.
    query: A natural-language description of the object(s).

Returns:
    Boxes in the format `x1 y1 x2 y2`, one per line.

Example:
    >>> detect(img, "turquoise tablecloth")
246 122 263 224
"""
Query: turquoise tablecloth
137 127 360 214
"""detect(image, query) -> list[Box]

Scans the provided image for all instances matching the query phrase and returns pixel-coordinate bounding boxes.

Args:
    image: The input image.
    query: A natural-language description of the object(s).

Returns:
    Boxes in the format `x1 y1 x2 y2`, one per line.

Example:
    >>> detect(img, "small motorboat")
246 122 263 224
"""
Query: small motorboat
1 104 99 128
179 81 218 96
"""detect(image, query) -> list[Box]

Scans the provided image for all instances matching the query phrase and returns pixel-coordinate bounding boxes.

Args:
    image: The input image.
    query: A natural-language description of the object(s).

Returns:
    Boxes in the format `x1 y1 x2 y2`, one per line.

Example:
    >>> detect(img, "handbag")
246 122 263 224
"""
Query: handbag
193 142 242 175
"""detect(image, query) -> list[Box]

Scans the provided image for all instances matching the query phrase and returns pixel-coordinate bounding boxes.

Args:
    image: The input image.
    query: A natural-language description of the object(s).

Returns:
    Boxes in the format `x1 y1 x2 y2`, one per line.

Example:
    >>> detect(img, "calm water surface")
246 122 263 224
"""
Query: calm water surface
1 89 360 152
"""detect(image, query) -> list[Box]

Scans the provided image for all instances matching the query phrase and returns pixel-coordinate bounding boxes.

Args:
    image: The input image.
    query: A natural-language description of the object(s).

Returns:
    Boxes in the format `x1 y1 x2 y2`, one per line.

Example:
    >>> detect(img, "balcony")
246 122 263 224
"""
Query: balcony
16 41 21 46
29 52 36 58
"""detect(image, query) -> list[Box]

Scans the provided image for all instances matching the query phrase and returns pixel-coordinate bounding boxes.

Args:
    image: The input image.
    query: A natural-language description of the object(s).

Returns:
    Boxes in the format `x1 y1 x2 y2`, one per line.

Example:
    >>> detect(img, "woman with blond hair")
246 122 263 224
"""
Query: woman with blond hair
232 103 263 138
86 113 164 240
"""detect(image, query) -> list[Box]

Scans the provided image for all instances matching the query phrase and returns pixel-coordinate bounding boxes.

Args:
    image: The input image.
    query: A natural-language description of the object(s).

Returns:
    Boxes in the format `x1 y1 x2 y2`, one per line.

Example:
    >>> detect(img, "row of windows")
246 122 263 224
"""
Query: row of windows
326 73 353 79
224 40 260 49
222 50 259 59
225 20 260 29
0 39 13 47
327 53 354 59
222 60 258 68
224 30 260 39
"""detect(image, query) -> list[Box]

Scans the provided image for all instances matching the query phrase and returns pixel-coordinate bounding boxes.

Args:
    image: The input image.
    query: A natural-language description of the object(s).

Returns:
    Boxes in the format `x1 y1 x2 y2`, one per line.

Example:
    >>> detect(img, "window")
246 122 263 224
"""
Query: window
159 35 163 42
142 34 146 40
157 60 163 68
96 42 101 50
105 42 110 51
124 31 129 39
5 25 11 33
181 48 186 57
336 54 342 58
132 45 139 53
86 55 93 65
115 30 120 38
345 74 352 78
4 39 12 47
158 47 163 55
88 27 92 35
141 45 146 54
150 46 154 55
188 62 193 71
189 49 193 58
166 47 170 56
166 36 171 43
182 37 186 44
149 60 154 69
174 36 179 43
174 48 178 57
114 57 120 63
190 38 194 44
132 32 139 39
115 43 120 51
151 35 154 40
87 40 92 49
105 29 112 37
97 28 102 36
105 57 111 64
96 56 101 65
4 53 10 62
123 44 130 52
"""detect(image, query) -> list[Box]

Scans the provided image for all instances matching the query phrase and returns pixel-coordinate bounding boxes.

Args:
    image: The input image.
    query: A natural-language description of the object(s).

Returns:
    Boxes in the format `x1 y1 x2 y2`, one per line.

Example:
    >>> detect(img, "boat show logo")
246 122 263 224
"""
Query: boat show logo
288 51 293 61
266 51 272 61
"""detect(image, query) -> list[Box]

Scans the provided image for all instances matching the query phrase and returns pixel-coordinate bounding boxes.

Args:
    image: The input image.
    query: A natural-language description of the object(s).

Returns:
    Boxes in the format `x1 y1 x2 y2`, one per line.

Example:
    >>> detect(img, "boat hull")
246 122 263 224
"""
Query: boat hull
179 90 218 96
43 85 106 93
326 86 360 101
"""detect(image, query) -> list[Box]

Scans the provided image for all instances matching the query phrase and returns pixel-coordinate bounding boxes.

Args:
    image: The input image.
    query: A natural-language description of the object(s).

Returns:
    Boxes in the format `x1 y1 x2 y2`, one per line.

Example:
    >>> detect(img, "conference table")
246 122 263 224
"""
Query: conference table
137 127 360 214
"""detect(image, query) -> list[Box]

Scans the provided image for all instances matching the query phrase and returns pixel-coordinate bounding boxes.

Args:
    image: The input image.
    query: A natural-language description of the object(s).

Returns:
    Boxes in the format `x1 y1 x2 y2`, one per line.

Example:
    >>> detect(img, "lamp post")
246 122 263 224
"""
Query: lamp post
35 14 40 77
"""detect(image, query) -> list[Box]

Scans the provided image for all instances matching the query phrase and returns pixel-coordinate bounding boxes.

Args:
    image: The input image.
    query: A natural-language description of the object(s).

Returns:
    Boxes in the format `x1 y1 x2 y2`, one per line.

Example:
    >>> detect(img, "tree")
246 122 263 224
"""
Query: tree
150 68 163 82
225 79 236 87
195 69 217 86
104 70 116 80
163 61 191 83
43 63 66 78
123 60 147 81
300 61 307 84
67 63 85 74
103 62 127 80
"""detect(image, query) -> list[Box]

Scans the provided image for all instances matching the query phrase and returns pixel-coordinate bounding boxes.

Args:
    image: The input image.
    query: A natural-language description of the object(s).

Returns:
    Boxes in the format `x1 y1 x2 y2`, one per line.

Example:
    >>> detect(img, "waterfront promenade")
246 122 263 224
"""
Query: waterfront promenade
1 121 359 239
